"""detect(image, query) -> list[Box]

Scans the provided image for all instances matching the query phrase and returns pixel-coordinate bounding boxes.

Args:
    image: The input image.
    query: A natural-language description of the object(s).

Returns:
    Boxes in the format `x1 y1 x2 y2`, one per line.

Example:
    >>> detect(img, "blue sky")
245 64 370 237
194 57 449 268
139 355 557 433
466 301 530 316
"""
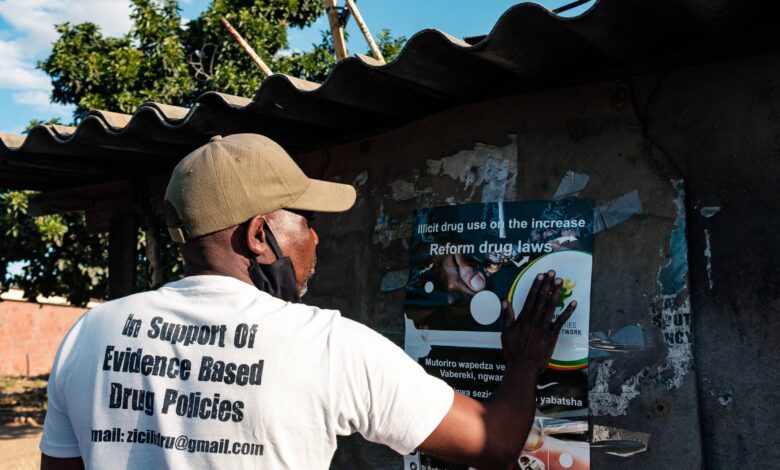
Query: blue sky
0 0 594 136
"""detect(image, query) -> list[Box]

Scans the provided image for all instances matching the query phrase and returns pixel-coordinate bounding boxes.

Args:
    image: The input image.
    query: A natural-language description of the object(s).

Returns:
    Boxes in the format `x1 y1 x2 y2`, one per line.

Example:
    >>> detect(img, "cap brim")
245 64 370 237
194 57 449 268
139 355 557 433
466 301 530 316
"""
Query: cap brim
286 178 357 213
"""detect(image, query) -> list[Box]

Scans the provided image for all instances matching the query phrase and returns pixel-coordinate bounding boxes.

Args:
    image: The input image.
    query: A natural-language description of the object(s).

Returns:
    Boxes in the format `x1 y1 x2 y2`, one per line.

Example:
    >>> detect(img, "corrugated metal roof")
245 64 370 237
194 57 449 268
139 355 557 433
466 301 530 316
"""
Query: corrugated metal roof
2 0 779 191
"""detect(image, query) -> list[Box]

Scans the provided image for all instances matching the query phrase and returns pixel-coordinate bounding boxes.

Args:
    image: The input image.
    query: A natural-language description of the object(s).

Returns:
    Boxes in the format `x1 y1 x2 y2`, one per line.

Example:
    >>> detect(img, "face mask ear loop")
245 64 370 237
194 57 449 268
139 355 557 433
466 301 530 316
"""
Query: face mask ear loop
262 222 285 261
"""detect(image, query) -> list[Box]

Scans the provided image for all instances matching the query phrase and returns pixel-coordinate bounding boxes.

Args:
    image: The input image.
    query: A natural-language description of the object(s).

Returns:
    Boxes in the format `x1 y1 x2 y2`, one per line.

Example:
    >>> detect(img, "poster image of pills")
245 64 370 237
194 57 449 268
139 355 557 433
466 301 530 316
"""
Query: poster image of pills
403 200 593 470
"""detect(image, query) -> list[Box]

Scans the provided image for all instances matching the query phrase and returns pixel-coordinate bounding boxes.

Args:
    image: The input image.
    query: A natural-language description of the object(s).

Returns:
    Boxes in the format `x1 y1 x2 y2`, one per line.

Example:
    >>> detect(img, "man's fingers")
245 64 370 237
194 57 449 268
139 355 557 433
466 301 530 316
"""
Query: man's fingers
441 256 475 298
521 273 545 316
532 270 555 321
454 253 486 292
502 300 516 329
553 301 577 332
544 278 563 325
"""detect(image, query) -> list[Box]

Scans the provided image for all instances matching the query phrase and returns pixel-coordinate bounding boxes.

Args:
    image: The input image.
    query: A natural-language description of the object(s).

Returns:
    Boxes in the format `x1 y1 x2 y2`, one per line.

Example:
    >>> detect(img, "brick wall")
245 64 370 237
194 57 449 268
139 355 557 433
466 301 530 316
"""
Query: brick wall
0 300 85 376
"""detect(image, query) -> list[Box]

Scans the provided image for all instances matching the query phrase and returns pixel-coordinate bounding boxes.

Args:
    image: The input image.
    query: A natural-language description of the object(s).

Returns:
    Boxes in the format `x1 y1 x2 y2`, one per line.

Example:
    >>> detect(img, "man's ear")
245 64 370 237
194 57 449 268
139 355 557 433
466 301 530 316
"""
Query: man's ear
245 215 274 262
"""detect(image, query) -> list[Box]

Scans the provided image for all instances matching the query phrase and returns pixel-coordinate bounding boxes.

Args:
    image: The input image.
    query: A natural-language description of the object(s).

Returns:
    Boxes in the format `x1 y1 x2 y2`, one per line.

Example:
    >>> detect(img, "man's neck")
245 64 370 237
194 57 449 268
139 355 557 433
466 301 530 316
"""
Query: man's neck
183 252 255 287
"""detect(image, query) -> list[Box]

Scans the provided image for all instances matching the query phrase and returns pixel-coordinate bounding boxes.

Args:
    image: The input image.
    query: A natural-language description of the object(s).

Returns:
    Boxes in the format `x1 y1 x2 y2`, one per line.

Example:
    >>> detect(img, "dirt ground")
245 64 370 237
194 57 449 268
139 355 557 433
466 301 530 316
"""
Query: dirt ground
0 376 47 470
0 422 42 470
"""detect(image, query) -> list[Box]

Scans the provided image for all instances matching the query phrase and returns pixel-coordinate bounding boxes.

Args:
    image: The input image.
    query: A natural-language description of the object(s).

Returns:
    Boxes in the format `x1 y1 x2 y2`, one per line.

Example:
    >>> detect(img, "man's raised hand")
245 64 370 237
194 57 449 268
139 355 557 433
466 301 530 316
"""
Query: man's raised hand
501 270 577 376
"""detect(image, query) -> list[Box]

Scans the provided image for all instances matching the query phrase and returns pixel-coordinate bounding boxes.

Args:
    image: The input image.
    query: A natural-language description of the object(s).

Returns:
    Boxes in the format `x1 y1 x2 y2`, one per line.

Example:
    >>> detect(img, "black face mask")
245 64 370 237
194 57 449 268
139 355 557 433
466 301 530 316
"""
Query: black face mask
247 224 301 303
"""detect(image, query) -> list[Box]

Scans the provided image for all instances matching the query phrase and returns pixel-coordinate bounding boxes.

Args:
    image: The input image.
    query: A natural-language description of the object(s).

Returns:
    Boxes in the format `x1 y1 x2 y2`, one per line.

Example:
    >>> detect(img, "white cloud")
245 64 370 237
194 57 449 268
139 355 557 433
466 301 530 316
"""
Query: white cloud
0 0 132 50
12 90 51 106
0 0 132 134
0 38 51 89
12 90 71 116
0 0 134 91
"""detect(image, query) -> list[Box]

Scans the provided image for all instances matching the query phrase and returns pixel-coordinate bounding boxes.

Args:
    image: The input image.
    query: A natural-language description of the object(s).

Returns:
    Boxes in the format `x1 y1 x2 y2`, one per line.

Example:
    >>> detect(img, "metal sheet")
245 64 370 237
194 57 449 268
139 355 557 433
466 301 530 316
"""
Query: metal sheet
1 0 780 190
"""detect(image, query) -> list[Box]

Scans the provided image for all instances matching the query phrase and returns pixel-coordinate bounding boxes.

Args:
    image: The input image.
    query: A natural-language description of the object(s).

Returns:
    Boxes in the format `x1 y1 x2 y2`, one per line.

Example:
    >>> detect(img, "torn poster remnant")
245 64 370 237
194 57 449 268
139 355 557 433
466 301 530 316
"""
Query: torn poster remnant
589 325 645 359
652 179 693 391
704 228 714 290
593 190 643 234
592 425 650 457
554 170 590 199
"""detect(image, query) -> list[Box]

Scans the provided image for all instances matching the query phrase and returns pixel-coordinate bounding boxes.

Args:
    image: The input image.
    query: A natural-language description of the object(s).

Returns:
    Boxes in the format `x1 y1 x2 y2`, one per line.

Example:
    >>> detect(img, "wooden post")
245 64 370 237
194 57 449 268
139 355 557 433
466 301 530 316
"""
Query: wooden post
345 0 385 63
324 0 349 61
220 17 274 77
108 214 138 299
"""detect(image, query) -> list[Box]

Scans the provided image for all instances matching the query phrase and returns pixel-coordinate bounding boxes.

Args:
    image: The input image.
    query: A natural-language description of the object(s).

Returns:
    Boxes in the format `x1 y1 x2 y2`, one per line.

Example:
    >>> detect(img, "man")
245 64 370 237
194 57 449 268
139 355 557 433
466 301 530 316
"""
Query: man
40 134 575 469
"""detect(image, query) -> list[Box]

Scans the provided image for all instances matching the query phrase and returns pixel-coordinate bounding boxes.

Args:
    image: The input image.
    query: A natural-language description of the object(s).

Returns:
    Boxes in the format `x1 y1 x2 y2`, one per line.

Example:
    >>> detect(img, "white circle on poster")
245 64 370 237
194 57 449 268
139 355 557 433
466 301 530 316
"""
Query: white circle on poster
559 452 574 468
510 251 591 368
424 281 434 293
470 290 502 325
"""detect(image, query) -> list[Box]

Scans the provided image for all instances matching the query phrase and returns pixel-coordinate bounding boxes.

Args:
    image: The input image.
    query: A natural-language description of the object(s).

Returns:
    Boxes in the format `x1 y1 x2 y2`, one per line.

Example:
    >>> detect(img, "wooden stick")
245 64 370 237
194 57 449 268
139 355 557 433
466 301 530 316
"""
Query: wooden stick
220 17 273 77
323 0 349 61
345 0 385 64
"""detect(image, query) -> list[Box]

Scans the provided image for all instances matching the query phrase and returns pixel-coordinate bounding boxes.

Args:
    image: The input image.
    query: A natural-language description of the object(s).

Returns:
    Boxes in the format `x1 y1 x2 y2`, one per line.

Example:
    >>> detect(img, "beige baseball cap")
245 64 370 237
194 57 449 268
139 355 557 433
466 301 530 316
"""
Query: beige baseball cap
164 133 356 243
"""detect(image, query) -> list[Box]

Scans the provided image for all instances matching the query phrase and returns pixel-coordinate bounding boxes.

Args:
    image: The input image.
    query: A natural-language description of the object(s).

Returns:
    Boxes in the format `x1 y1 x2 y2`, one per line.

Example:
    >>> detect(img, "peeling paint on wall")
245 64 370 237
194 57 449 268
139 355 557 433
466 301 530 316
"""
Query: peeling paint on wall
387 177 432 201
425 136 518 203
704 228 714 290
709 390 733 407
657 180 688 295
373 202 413 247
591 180 693 416
651 179 693 391
590 360 648 416
380 269 410 292
351 171 368 208
698 205 720 218
352 170 368 188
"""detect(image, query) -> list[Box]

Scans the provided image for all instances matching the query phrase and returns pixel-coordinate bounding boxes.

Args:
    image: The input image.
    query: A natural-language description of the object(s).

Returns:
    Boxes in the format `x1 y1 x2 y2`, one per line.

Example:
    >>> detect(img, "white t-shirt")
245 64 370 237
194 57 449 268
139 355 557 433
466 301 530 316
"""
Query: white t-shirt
40 275 453 469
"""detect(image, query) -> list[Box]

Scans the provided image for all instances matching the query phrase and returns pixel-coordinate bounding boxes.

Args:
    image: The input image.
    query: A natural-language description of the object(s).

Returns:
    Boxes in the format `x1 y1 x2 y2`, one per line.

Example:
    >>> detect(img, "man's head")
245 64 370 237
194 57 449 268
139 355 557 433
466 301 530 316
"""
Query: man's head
164 134 355 297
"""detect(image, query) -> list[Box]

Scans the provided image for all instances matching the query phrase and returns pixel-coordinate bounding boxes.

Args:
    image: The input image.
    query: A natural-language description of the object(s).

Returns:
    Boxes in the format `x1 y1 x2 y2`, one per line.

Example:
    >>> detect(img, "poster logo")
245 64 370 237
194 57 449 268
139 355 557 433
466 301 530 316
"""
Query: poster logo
560 279 576 309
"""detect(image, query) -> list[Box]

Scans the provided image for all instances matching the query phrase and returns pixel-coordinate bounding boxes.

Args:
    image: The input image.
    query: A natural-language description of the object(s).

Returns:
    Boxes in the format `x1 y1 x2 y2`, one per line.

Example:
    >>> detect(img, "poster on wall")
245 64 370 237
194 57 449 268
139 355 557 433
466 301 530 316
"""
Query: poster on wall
403 200 594 470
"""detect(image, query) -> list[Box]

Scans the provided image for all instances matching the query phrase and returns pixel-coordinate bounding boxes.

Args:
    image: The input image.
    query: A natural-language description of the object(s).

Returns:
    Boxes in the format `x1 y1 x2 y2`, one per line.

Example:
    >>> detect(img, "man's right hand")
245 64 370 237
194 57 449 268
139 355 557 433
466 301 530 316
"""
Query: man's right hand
501 270 577 376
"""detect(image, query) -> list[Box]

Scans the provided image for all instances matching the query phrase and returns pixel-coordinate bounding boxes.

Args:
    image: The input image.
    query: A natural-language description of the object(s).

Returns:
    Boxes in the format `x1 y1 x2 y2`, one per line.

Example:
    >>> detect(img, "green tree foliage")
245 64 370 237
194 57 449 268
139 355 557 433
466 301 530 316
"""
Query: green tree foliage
38 0 355 116
375 28 407 63
24 118 63 132
39 0 405 115
0 118 109 305
0 191 109 306
2 0 406 306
